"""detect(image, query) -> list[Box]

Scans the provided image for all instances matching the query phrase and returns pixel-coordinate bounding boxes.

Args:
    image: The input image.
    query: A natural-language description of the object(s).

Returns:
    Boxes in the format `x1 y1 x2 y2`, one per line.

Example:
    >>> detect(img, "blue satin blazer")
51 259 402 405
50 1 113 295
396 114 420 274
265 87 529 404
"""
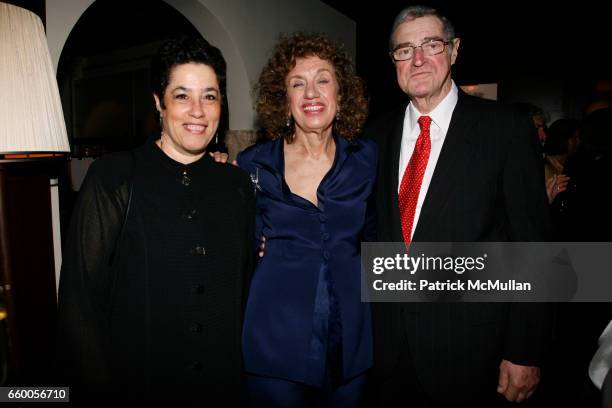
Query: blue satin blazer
237 135 377 386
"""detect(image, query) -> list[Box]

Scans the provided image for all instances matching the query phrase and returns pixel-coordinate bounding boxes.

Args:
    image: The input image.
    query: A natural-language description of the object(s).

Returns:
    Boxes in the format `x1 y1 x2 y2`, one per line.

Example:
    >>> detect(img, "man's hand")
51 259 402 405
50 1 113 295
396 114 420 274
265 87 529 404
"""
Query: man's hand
209 151 237 166
497 359 540 403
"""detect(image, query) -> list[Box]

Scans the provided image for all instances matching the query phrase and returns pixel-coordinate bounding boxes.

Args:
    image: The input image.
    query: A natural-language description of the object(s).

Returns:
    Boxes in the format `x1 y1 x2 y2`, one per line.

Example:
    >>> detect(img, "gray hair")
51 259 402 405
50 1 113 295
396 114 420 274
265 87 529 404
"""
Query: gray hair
389 5 456 51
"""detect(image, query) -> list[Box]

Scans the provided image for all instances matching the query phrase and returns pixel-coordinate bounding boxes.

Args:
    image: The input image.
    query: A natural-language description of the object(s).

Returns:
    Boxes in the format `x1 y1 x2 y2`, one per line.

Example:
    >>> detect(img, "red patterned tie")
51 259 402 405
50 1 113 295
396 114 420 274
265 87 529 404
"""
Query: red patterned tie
398 115 432 245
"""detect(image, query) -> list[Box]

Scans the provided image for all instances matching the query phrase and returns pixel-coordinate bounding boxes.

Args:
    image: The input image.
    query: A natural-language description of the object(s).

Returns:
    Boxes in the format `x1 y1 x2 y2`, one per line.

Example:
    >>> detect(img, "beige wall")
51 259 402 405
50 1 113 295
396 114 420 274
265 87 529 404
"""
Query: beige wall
45 0 355 131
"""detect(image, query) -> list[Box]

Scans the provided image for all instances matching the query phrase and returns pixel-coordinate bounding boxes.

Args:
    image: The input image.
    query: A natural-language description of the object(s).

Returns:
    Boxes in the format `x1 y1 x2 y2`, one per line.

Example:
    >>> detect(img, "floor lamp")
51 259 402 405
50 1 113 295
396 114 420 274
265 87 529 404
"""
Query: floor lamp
0 2 70 384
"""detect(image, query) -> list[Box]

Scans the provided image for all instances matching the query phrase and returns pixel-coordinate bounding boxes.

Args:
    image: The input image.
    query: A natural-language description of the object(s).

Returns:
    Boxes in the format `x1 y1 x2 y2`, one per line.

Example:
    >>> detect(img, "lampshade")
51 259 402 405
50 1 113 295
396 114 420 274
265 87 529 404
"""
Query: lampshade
0 2 70 155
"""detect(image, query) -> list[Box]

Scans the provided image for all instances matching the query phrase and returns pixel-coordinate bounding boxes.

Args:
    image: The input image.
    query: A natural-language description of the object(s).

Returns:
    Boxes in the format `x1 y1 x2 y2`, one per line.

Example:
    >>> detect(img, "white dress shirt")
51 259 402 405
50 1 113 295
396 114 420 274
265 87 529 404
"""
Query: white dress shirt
398 81 459 238
590 320 612 389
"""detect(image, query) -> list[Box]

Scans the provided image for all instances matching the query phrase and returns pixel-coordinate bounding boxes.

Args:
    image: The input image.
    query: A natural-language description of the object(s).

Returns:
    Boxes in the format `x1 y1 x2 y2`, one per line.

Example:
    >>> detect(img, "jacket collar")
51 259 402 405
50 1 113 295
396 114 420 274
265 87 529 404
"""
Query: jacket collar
412 89 482 241
250 133 361 210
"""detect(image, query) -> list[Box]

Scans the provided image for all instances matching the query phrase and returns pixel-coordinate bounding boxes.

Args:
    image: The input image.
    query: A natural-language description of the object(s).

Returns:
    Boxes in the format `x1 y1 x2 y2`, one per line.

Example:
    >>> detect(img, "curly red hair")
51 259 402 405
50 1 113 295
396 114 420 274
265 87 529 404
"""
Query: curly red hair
255 32 368 141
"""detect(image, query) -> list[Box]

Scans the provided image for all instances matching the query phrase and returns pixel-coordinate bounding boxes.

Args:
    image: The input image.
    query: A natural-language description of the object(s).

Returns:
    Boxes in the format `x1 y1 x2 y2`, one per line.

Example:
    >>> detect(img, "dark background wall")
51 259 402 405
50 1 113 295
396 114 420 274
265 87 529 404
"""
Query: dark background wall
322 0 611 120
8 0 611 123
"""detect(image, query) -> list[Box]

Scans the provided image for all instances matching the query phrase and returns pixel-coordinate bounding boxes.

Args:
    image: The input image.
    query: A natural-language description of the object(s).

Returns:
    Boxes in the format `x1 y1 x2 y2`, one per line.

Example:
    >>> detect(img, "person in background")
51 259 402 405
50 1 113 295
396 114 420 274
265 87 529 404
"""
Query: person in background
237 32 376 406
543 118 580 204
533 107 549 146
543 110 611 408
514 102 549 148
560 107 612 241
56 36 254 403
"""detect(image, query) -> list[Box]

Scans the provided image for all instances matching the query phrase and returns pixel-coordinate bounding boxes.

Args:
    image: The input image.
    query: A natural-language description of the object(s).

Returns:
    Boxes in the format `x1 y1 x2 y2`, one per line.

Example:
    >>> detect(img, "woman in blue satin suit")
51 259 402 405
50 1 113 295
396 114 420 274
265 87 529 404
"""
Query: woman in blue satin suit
237 32 377 406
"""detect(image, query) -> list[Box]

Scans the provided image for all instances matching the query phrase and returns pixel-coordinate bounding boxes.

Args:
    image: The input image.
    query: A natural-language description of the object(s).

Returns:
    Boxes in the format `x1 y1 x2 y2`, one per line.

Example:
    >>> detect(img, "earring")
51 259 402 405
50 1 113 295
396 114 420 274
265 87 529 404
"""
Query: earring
215 133 218 145
286 116 291 127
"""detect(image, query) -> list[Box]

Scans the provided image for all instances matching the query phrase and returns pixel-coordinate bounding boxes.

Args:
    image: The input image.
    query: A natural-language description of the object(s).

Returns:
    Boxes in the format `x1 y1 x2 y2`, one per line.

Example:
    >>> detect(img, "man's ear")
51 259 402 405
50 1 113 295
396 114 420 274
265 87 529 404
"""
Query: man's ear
450 37 460 65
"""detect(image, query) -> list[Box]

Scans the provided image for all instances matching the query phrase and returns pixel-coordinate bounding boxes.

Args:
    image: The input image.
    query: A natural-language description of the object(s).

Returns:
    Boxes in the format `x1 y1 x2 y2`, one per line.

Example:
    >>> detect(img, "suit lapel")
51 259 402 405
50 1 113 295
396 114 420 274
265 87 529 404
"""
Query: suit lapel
412 92 480 241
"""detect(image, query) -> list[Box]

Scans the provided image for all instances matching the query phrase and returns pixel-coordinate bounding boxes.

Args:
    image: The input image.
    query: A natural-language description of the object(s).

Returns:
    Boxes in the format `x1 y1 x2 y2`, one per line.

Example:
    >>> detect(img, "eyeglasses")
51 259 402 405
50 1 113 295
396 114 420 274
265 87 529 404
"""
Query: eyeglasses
389 39 451 62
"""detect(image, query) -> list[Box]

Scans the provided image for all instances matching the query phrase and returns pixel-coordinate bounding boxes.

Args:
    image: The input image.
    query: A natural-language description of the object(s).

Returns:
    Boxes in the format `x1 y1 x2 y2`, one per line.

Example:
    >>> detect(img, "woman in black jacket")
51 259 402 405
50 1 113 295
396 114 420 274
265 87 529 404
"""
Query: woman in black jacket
57 36 254 403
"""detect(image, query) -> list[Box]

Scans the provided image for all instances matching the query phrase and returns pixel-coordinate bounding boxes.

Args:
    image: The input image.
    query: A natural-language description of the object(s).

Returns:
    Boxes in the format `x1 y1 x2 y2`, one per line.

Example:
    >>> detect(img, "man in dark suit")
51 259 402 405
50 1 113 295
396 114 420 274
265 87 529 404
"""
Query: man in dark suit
365 5 553 407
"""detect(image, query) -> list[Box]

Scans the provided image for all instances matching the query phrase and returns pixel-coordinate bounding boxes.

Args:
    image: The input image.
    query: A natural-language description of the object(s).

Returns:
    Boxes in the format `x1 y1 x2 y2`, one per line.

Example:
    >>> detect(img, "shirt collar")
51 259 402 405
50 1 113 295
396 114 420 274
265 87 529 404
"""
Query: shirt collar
405 80 458 140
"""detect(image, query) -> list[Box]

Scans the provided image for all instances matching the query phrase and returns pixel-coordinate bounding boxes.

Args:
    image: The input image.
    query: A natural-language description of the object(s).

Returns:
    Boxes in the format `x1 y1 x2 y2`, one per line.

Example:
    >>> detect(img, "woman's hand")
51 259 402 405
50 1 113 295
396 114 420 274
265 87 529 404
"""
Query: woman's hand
546 174 570 204
209 151 237 166
258 236 266 258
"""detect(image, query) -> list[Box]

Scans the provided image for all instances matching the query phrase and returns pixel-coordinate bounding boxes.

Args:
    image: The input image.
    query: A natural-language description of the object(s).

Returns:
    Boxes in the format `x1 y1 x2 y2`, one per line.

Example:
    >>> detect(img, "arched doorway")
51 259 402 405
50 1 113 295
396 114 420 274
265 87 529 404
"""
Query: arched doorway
57 1 210 157
53 0 254 161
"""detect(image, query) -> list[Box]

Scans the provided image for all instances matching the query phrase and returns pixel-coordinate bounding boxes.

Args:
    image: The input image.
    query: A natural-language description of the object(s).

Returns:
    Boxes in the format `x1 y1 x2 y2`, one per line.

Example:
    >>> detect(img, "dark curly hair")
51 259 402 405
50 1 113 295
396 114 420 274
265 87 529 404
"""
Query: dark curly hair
151 36 228 137
255 32 368 141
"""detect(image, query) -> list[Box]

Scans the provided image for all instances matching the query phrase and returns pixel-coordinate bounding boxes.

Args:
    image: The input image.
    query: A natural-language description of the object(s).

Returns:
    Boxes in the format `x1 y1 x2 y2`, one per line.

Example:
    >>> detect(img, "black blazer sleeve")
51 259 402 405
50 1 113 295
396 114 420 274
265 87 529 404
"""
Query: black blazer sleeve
501 108 551 241
56 153 132 386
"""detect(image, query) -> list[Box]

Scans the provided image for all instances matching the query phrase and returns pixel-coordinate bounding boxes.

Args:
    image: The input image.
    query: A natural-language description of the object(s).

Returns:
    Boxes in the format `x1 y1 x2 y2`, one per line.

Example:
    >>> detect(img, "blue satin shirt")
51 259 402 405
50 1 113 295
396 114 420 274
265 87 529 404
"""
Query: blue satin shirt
237 135 377 387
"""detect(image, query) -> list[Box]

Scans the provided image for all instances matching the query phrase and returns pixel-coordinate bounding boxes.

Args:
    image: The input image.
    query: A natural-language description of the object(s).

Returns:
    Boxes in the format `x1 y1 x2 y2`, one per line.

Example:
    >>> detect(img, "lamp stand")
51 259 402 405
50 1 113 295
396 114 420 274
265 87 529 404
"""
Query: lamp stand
0 156 68 385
